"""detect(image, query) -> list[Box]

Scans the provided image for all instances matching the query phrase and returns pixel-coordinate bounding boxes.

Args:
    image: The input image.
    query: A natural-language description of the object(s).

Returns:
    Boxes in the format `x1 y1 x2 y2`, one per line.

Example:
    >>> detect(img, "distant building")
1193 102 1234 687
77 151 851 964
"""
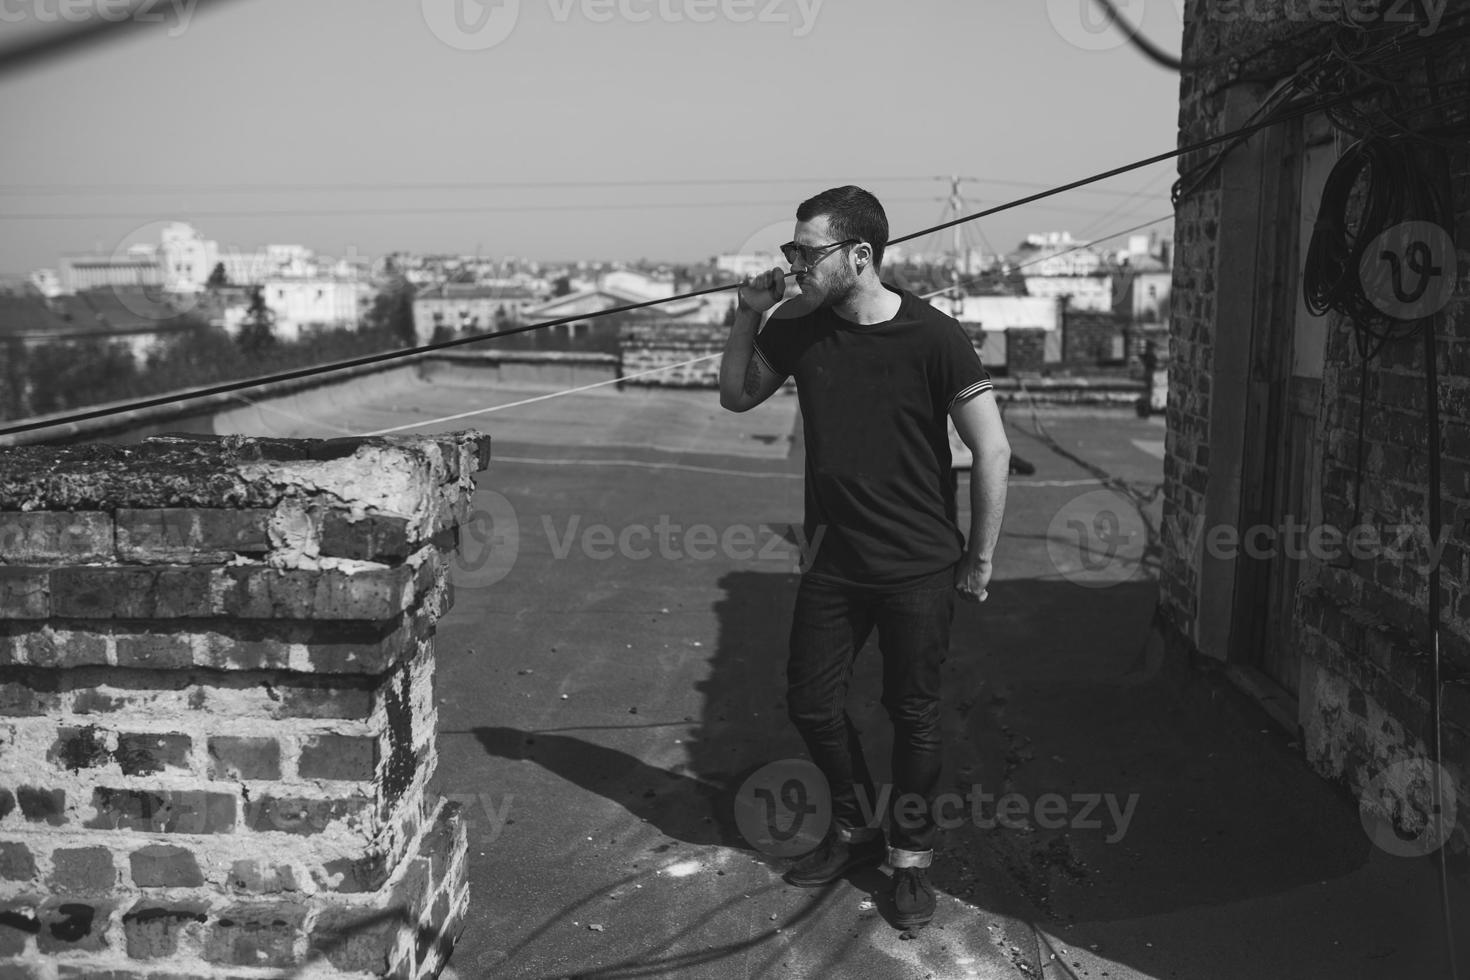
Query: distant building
1114 262 1172 325
1010 231 1117 313
932 294 1064 366
59 249 162 294
411 284 544 344
516 277 718 334
28 270 61 299
715 252 782 278
219 250 277 286
1111 233 1173 329
1022 272 1115 312
0 288 206 364
221 278 372 343
159 222 219 293
600 269 675 300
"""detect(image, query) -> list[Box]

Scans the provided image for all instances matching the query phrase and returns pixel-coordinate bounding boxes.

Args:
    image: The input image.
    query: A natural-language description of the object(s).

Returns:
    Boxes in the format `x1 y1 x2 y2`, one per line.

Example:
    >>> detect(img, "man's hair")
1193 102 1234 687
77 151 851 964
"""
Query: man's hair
796 185 888 271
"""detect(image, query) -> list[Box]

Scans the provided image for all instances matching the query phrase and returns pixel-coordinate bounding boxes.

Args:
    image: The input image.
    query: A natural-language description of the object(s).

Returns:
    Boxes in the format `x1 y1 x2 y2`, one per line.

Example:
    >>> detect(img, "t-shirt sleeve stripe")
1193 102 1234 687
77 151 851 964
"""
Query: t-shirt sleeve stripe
948 378 993 410
752 339 785 377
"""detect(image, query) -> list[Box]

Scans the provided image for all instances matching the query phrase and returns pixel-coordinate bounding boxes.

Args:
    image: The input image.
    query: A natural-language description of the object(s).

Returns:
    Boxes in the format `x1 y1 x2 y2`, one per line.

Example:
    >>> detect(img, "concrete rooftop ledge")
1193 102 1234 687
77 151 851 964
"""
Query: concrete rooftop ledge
0 433 489 512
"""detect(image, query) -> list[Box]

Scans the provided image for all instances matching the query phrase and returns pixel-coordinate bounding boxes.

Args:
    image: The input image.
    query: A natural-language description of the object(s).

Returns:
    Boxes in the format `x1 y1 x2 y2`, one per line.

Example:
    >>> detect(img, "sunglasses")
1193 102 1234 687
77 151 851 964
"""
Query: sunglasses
780 239 859 268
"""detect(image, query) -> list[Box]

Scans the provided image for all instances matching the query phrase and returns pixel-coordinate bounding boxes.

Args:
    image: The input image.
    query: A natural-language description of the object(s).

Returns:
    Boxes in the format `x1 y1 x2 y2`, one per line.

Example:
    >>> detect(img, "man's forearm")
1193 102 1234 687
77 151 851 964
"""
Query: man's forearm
719 304 764 409
966 448 1009 562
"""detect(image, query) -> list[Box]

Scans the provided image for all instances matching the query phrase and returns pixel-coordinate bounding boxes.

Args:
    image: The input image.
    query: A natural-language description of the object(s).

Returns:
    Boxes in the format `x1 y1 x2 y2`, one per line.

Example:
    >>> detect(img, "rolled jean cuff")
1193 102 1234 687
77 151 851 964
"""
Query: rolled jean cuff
836 825 881 844
887 846 933 869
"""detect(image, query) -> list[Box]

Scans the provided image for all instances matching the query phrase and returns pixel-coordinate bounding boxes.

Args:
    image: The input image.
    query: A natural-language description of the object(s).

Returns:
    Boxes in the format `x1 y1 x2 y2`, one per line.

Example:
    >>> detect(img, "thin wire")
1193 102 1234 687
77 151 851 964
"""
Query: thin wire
231 212 1171 442
920 214 1174 300
0 194 1165 222
0 175 1175 202
887 86 1363 249
356 353 723 436
1073 168 1174 240
490 456 802 480
1088 0 1190 71
1 196 937 221
0 175 947 196
0 89 1360 440
0 0 246 78
0 281 742 439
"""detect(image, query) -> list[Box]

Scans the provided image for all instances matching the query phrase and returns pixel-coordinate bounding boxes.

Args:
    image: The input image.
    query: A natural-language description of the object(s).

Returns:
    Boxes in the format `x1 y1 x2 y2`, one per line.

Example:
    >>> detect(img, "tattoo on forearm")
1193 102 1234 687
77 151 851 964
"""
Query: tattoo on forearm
742 357 761 397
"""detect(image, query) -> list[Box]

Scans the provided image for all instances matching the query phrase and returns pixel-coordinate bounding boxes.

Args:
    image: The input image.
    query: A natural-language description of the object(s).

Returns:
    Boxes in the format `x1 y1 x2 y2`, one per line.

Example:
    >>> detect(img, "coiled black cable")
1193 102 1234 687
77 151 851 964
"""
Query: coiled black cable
1302 136 1452 351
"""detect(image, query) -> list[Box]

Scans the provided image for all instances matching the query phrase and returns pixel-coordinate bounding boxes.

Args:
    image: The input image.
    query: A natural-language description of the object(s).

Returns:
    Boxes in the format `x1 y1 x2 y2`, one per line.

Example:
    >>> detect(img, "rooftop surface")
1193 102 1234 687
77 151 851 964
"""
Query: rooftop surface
213 375 1467 979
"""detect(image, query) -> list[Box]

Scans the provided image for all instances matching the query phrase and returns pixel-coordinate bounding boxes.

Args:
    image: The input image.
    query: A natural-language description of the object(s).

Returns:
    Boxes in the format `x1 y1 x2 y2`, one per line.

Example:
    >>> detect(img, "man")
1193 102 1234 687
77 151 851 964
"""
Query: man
719 185 1010 931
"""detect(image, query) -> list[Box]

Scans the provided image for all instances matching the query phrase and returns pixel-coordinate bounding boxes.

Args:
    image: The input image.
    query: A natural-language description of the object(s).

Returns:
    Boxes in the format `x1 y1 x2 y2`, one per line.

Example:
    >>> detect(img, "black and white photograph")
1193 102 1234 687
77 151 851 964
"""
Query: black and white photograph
0 1 1468 977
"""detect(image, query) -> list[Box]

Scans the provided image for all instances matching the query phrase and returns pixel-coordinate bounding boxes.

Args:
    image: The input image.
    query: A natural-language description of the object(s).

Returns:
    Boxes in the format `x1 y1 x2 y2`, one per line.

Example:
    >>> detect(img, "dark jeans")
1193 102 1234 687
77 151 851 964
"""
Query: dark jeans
785 569 955 854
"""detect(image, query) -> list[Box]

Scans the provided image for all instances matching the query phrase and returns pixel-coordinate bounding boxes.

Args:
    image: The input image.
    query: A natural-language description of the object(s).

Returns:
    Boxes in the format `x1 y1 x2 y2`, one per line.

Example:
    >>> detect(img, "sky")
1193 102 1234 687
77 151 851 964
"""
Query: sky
0 0 1185 274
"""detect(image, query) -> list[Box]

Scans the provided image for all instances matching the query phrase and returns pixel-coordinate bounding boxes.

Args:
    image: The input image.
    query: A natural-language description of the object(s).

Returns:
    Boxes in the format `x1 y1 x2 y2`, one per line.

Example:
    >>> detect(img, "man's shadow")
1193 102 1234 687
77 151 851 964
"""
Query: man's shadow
472 566 942 932
472 725 759 852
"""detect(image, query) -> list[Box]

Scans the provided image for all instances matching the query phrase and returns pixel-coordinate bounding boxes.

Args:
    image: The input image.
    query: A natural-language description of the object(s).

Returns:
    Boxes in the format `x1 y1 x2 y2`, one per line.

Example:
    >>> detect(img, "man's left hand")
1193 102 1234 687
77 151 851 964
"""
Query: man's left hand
955 554 992 603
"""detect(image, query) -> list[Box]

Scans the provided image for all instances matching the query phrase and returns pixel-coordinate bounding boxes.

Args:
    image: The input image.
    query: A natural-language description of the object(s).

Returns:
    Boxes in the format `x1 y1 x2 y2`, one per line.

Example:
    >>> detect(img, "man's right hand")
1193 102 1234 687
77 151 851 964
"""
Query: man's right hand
738 268 787 314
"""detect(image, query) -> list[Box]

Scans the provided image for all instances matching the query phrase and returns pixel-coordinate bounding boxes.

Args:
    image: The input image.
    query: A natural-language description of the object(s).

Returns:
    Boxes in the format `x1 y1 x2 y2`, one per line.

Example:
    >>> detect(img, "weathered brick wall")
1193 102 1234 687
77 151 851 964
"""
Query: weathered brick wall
0 432 484 978
1062 310 1128 367
1005 328 1046 375
619 322 729 388
1166 0 1470 863
624 317 1006 388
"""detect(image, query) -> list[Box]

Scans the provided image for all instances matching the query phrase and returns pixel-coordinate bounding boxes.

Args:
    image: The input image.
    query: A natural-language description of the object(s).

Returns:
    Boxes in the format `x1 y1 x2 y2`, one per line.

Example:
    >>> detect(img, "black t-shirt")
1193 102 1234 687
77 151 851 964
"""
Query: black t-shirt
754 285 992 588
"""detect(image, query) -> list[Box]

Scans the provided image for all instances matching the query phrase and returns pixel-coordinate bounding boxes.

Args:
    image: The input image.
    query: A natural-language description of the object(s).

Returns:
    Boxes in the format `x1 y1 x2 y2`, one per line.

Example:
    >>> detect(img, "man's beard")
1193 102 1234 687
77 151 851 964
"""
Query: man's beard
813 265 858 309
